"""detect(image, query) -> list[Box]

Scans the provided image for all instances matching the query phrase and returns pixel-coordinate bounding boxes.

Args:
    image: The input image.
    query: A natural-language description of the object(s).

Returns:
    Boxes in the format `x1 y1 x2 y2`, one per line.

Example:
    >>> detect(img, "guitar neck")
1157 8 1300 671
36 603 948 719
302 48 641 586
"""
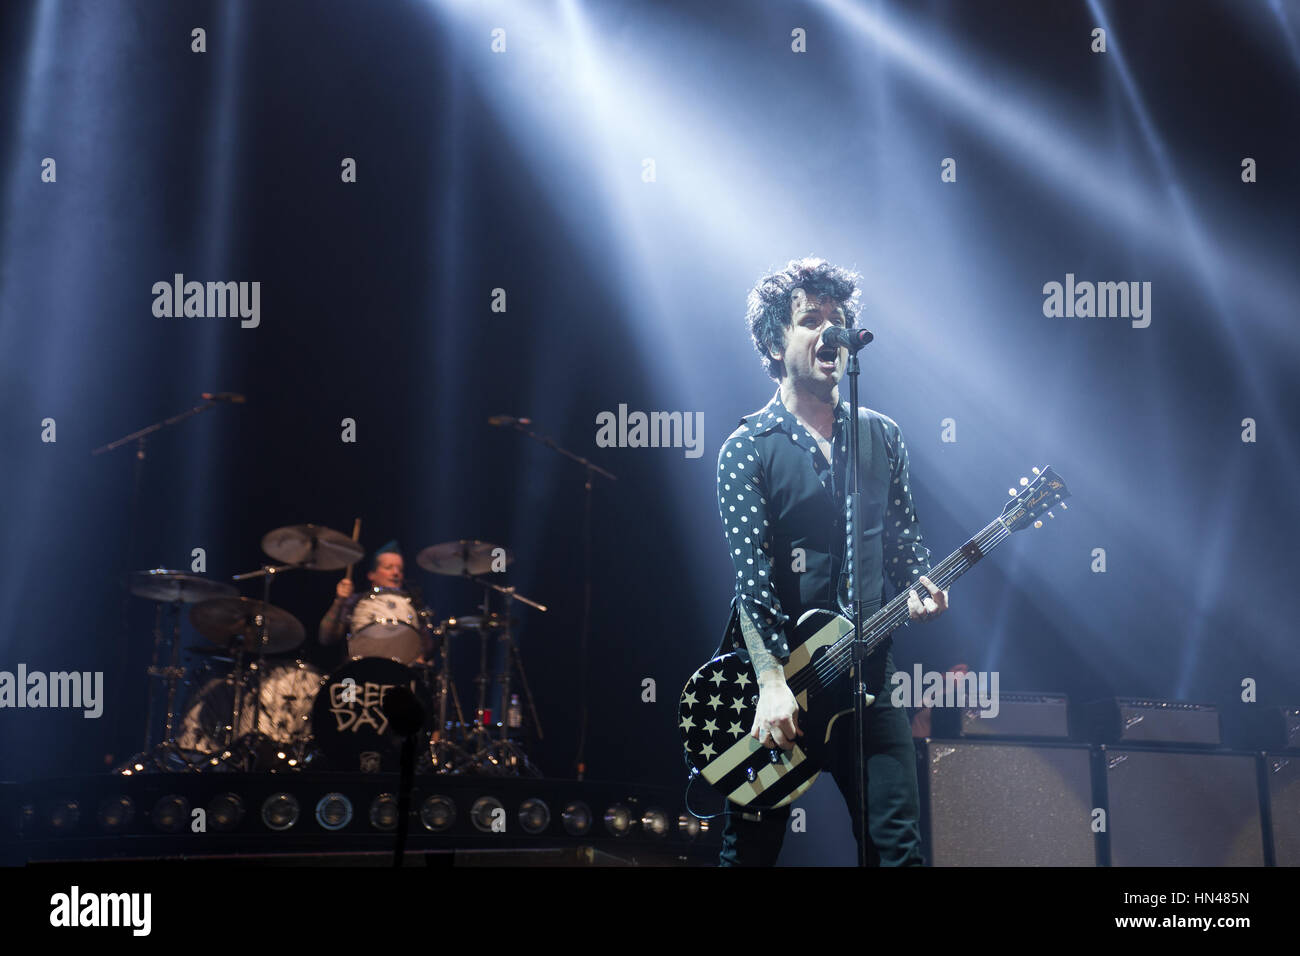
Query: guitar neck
849 516 1013 661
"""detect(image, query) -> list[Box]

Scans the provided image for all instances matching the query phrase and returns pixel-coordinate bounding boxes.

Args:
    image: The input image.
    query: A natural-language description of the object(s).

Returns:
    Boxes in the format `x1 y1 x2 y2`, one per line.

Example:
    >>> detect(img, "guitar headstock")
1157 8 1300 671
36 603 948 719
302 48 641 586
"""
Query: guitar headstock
1001 466 1071 532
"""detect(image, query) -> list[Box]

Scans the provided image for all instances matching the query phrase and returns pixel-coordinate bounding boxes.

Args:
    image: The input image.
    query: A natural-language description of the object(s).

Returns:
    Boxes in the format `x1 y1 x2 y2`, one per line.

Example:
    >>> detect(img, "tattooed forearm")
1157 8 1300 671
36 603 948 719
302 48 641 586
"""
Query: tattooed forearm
738 611 783 681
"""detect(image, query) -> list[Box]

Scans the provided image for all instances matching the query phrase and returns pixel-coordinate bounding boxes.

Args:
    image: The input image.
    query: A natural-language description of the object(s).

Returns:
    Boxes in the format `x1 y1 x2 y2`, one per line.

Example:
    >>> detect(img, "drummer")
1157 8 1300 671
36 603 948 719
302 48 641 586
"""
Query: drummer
318 541 435 665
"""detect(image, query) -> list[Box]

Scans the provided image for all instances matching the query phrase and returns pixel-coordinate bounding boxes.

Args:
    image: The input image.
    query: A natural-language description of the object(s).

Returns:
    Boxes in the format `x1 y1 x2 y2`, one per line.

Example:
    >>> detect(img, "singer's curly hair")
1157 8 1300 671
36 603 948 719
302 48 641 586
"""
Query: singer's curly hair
746 257 862 380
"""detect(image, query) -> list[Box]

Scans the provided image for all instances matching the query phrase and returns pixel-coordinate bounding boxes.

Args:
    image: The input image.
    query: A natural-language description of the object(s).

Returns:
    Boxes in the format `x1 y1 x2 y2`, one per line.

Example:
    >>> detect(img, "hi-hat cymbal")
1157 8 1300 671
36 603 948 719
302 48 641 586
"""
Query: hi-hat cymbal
417 540 512 576
261 524 364 571
189 597 305 653
131 569 238 604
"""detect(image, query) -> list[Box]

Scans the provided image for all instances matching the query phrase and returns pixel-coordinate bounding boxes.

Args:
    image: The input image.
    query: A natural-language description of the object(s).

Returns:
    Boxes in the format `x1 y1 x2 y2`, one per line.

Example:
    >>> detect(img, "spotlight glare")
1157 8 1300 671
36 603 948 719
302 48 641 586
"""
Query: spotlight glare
369 793 399 831
151 795 190 833
518 798 551 834
315 793 354 831
677 812 702 840
48 799 80 832
260 792 300 831
470 796 505 833
419 795 457 832
97 795 135 833
562 801 592 836
640 807 669 839
603 803 631 837
207 792 245 832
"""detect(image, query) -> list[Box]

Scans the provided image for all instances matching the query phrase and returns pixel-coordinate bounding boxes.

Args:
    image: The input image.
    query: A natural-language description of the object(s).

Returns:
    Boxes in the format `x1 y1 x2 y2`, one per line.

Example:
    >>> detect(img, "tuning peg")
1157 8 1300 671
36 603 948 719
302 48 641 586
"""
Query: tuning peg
1033 520 1043 529
1019 477 1029 486
1047 511 1055 519
1008 488 1017 497
1061 502 1068 510
1032 467 1041 475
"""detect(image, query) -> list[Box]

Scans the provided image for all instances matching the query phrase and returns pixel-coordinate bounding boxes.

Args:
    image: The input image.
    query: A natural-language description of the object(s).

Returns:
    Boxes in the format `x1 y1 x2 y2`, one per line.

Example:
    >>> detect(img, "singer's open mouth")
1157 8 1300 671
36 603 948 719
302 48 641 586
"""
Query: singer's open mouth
816 344 838 362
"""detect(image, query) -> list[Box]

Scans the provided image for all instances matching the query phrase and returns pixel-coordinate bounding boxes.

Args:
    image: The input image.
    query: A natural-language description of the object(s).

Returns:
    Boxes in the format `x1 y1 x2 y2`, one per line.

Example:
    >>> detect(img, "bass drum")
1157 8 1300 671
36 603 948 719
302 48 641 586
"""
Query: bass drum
311 657 433 772
177 660 325 754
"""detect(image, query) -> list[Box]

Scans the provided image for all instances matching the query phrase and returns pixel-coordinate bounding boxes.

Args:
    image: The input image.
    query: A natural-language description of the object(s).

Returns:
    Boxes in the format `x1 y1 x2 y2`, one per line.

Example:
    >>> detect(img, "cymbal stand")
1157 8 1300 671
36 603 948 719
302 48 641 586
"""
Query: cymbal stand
212 563 290 771
429 626 471 774
117 600 198 773
464 597 496 761
478 610 542 777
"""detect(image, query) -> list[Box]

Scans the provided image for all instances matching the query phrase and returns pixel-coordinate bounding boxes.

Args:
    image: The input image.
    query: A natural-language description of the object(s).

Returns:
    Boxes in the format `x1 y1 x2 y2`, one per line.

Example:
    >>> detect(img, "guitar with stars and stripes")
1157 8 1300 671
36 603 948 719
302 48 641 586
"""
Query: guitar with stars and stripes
680 466 1070 809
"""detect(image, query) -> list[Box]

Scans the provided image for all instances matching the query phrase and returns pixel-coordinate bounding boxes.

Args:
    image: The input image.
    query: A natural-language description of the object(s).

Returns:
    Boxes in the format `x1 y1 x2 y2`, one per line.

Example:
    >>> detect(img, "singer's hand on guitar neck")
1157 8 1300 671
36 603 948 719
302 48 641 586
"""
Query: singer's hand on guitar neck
907 574 949 622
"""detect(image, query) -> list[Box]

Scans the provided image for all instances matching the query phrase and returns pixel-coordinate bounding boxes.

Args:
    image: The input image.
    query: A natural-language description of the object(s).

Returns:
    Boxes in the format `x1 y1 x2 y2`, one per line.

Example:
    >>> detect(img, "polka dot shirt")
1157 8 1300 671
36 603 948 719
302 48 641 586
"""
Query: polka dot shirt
717 390 931 662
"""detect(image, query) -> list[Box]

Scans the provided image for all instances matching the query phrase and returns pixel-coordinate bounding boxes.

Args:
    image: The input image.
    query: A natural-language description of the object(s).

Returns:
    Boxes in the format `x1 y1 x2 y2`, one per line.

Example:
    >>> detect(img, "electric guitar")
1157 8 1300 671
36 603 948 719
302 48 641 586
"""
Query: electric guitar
679 466 1070 809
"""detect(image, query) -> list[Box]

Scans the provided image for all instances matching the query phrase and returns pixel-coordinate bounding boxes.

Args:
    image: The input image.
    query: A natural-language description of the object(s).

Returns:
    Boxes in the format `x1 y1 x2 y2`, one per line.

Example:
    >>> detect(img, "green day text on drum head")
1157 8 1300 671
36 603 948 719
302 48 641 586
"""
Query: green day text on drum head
311 658 433 772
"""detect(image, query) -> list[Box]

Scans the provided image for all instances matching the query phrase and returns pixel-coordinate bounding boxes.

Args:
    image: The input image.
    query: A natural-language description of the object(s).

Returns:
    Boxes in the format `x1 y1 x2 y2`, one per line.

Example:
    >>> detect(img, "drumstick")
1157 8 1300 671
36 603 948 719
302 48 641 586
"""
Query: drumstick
344 518 361 581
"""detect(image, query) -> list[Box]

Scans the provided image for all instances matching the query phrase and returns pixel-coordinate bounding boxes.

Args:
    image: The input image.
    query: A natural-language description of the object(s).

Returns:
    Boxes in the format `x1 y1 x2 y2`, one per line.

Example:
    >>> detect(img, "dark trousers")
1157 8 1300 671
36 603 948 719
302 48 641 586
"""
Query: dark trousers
718 671 924 867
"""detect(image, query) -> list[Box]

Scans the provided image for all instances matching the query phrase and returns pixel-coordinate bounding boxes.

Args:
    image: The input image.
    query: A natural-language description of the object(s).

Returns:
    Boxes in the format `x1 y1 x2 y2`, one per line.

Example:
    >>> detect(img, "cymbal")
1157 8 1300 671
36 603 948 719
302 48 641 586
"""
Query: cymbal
189 597 306 653
131 569 238 604
417 540 512 576
261 524 364 571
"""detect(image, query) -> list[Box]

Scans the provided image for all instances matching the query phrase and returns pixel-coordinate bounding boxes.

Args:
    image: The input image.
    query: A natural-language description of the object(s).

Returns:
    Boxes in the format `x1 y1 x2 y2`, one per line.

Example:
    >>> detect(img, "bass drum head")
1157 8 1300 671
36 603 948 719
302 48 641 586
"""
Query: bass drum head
257 660 325 744
177 661 325 755
311 657 432 772
177 676 250 754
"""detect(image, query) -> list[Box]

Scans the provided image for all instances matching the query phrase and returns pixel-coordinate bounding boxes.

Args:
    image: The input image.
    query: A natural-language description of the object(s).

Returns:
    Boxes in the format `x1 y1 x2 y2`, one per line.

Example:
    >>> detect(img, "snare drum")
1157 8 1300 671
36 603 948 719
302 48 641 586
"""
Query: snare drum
311 657 433 772
347 588 428 664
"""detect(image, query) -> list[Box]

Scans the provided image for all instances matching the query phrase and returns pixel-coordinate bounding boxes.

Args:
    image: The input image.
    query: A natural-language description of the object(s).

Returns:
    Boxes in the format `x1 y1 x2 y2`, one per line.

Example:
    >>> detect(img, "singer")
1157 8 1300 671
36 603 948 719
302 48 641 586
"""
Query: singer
712 257 948 866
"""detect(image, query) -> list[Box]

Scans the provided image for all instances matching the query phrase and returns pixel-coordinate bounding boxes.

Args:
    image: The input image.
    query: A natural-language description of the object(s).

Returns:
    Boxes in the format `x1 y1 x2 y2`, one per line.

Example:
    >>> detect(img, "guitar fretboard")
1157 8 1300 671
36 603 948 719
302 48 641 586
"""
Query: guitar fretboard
791 516 1013 698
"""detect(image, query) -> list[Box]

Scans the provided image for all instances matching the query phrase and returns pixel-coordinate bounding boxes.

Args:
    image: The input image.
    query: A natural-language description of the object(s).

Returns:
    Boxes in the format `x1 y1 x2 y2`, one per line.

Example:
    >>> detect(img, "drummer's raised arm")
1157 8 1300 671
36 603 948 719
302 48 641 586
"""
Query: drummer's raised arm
319 578 353 644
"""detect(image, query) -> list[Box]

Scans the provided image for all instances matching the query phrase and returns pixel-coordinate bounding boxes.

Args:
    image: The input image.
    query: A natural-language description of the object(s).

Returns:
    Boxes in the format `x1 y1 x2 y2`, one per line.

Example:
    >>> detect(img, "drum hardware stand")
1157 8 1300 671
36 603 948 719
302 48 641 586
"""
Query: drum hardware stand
478 615 543 777
428 631 472 774
462 576 545 777
215 562 293 772
118 600 201 774
491 417 614 780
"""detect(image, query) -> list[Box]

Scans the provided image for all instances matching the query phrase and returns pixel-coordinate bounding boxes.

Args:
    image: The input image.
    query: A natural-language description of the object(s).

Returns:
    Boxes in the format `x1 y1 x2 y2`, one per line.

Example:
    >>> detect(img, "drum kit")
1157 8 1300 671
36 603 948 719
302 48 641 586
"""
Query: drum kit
118 523 546 778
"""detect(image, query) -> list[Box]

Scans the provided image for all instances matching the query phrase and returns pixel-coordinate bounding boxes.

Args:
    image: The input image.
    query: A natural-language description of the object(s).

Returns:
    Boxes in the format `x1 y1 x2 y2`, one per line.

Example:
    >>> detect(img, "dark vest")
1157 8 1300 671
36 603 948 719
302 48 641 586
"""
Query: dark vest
715 407 893 661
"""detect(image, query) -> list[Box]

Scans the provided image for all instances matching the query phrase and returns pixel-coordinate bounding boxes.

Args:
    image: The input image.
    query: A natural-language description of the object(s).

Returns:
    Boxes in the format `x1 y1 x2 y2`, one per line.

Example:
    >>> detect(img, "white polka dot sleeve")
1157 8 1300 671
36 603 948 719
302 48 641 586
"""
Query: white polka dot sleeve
717 431 790 659
882 418 932 595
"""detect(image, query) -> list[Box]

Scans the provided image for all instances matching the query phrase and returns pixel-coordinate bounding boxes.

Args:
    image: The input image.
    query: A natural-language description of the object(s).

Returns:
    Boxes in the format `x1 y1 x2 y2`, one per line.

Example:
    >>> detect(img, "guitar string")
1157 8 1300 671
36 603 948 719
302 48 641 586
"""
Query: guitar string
816 521 1008 681
801 520 1008 692
788 520 1011 698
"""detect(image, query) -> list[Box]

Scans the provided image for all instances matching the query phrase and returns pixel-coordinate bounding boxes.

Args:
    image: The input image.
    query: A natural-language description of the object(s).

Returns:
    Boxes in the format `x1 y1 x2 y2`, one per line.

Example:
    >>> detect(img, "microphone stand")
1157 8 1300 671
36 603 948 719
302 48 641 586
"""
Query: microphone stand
844 348 869 869
495 418 615 780
93 396 232 764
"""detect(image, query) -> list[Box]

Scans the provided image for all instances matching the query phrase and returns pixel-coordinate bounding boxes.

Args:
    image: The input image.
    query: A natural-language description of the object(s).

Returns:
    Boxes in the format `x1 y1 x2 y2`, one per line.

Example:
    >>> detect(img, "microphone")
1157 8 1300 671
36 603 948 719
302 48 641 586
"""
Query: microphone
820 327 875 352
488 415 532 427
201 392 247 404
